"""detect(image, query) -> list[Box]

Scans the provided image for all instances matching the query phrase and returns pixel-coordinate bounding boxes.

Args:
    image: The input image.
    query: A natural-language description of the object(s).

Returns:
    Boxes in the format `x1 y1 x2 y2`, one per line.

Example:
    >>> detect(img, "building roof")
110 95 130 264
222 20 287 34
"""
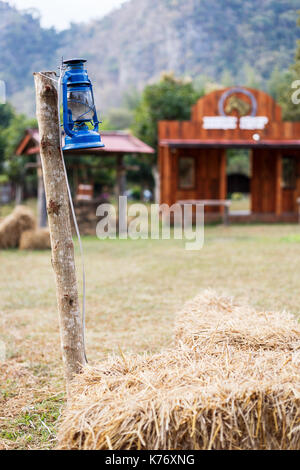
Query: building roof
68 131 155 154
16 129 154 156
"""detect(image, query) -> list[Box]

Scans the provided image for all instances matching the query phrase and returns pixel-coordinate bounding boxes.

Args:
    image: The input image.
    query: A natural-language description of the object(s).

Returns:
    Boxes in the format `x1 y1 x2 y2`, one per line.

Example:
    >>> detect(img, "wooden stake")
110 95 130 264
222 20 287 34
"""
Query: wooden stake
34 71 86 385
37 154 47 228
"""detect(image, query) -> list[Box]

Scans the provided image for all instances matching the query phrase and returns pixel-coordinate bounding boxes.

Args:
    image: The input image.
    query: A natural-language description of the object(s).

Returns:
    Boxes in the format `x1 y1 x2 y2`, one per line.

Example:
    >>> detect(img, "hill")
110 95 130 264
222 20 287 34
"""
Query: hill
0 0 299 116
0 1 61 114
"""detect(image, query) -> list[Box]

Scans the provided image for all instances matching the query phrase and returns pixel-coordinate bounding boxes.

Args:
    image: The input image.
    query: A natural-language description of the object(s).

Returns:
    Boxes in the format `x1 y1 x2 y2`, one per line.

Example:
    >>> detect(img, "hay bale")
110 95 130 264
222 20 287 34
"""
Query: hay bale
19 228 51 251
57 292 300 450
174 290 300 352
0 206 35 249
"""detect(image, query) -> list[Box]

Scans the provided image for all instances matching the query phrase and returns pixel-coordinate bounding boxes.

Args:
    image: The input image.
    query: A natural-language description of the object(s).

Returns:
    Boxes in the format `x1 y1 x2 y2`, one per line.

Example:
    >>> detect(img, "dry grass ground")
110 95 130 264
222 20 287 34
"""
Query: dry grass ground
1 223 300 449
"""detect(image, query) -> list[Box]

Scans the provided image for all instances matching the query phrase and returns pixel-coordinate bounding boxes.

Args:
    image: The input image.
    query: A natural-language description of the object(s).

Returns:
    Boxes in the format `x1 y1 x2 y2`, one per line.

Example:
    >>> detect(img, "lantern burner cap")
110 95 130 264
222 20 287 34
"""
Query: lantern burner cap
63 58 87 65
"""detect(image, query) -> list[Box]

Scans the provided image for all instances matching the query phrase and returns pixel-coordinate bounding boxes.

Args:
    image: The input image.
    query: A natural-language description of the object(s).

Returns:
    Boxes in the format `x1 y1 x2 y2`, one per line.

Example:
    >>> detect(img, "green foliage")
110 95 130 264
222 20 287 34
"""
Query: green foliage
1 109 37 182
269 68 300 121
221 70 235 87
227 150 250 177
0 102 15 130
266 12 300 121
65 154 116 194
242 64 261 89
0 103 15 173
132 73 200 152
292 13 300 78
231 192 243 201
0 173 9 184
105 108 134 130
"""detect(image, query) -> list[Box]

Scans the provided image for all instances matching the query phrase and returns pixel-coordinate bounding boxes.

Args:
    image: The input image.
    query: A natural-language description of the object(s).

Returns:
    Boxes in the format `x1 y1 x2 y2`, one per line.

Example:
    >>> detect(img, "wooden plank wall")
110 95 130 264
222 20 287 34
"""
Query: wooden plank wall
159 120 300 142
160 148 225 212
251 149 277 213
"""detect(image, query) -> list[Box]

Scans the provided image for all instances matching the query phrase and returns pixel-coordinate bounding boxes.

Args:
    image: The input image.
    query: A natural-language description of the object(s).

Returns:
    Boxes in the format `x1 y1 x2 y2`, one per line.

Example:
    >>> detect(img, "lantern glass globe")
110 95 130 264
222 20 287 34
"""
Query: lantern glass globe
67 89 94 122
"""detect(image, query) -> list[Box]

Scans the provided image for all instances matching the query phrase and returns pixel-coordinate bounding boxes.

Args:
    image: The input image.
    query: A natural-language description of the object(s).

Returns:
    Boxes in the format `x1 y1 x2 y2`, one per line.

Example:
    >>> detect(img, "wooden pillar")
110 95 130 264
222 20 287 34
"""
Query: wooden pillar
116 154 126 234
152 165 160 204
165 147 173 206
219 150 227 200
158 145 163 205
116 154 126 198
34 71 86 386
275 151 282 216
250 149 255 213
37 154 47 227
15 184 23 205
219 150 227 216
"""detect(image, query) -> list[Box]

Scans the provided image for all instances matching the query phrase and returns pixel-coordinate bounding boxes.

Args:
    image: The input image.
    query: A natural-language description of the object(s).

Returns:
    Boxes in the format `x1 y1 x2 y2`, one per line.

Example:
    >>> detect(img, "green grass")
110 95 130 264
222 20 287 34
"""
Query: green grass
230 195 251 212
1 222 300 449
0 394 64 449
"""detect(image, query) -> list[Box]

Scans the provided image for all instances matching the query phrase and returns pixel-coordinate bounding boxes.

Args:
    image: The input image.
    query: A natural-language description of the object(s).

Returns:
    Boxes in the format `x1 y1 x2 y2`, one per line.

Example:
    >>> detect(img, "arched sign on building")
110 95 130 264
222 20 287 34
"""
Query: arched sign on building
158 87 300 222
203 87 268 130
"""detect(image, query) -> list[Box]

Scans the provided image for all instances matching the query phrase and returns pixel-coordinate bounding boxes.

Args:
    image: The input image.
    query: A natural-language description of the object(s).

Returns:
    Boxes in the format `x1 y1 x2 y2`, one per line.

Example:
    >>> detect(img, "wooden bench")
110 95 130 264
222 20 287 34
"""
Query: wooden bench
177 199 232 225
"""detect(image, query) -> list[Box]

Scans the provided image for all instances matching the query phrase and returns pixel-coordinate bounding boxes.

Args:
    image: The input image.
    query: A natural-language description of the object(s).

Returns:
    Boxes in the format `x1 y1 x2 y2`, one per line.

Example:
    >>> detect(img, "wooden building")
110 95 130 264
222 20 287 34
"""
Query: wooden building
158 87 300 222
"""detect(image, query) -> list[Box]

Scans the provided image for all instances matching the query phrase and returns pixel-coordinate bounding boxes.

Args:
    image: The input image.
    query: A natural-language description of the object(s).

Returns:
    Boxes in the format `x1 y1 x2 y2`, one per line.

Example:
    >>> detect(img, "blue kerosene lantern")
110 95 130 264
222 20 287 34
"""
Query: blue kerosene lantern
62 58 104 151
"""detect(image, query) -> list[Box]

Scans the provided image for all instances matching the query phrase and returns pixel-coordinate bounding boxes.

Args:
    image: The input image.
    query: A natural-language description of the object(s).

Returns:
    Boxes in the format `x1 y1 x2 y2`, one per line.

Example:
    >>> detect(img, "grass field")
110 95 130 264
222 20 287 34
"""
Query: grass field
1 223 300 449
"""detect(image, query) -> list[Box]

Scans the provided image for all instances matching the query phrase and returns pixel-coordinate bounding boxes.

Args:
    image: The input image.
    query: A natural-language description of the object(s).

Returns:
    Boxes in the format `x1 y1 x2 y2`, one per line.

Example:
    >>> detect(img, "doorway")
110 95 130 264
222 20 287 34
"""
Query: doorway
226 149 251 214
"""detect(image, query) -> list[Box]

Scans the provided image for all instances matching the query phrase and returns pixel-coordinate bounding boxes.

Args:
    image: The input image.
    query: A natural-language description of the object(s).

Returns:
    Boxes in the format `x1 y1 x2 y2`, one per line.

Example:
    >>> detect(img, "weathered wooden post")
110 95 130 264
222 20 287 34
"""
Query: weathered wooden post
37 154 47 227
34 71 86 386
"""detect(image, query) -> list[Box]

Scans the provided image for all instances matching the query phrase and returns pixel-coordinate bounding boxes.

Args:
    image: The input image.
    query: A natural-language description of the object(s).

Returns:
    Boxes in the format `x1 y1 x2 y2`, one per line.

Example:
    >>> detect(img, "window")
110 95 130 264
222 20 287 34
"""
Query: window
178 157 196 189
282 156 296 190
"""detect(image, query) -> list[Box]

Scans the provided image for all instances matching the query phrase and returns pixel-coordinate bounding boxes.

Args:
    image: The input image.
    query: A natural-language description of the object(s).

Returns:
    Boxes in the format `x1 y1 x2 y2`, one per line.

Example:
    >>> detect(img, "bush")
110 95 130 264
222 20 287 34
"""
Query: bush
231 192 243 201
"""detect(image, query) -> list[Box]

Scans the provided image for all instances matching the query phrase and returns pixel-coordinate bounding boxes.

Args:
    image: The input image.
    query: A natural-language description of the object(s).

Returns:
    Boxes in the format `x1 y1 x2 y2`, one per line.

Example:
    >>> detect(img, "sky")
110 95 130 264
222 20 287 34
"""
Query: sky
7 0 128 30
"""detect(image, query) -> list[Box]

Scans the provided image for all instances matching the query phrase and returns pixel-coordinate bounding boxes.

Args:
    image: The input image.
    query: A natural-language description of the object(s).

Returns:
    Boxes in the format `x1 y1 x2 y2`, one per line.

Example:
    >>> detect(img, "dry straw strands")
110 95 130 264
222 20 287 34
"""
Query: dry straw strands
58 291 300 450
174 291 300 352
19 228 51 250
0 205 35 249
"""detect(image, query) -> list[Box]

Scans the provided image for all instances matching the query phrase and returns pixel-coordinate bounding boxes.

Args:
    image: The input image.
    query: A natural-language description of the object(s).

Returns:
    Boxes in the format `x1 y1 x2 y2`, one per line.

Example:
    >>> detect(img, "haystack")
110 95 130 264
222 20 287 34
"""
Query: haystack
174 290 300 352
58 291 300 450
0 206 35 249
19 228 51 250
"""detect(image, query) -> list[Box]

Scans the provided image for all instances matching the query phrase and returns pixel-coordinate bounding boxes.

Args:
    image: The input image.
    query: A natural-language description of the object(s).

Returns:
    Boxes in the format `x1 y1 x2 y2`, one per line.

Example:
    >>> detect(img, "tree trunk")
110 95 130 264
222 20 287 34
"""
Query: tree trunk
34 71 86 385
37 155 47 228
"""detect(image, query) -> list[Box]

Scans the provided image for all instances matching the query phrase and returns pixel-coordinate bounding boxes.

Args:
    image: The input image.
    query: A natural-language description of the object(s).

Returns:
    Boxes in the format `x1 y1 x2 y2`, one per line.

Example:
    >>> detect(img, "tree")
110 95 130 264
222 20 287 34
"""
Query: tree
267 13 300 121
132 73 201 201
2 111 37 202
292 14 300 78
0 103 15 172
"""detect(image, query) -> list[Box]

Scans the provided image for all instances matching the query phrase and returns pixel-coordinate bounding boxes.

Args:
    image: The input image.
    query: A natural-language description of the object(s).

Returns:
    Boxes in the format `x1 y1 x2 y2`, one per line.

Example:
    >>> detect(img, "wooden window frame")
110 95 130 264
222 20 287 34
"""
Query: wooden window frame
282 156 296 190
177 155 196 190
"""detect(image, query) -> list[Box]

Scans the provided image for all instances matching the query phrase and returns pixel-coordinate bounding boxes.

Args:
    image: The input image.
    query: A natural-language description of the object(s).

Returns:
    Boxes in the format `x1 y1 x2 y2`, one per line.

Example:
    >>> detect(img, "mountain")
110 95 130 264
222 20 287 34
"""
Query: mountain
0 1 62 114
0 0 299 116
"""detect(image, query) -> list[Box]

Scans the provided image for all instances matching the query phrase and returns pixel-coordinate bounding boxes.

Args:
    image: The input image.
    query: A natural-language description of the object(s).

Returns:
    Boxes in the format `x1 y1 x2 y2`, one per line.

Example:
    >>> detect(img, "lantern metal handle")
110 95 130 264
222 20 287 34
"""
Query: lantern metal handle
62 71 75 138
